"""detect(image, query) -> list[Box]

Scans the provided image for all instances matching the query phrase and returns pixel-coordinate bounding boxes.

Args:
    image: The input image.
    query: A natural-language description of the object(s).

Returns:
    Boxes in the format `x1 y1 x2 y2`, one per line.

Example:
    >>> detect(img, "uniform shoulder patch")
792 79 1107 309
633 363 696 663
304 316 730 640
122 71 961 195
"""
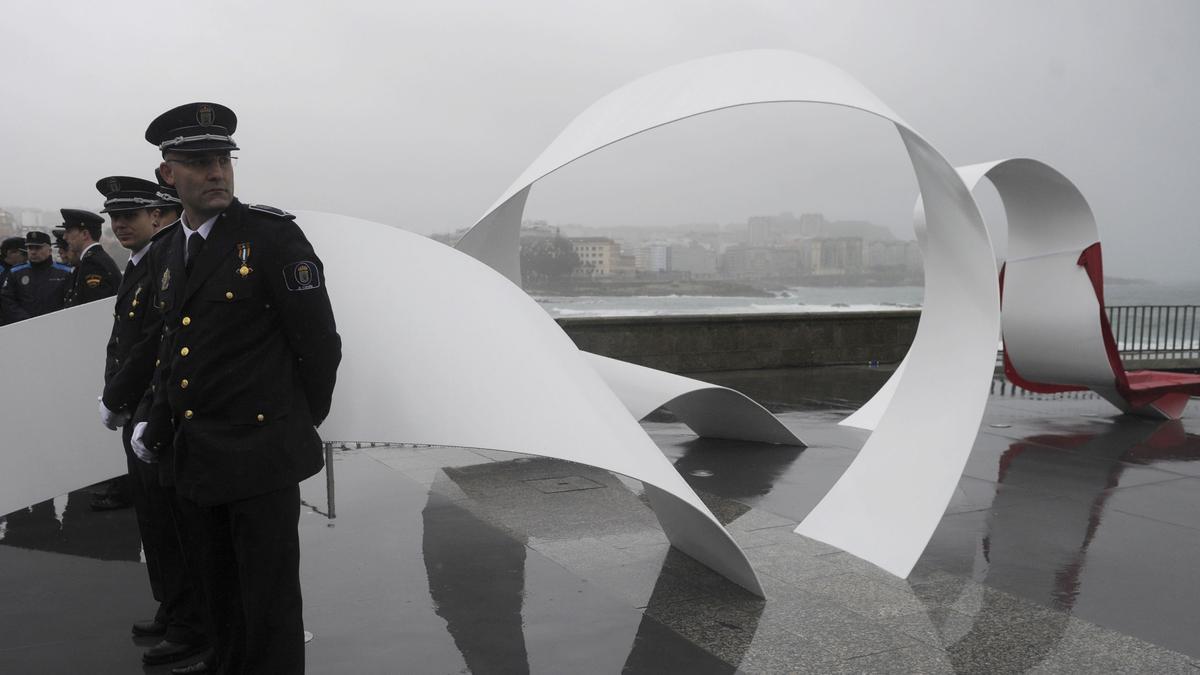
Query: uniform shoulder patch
283 261 321 291
248 204 295 220
85 274 103 288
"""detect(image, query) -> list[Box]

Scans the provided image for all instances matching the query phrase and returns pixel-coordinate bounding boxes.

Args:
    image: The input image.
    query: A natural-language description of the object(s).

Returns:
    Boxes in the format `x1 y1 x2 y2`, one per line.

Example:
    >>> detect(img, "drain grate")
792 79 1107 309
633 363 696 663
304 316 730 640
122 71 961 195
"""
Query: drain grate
523 475 606 494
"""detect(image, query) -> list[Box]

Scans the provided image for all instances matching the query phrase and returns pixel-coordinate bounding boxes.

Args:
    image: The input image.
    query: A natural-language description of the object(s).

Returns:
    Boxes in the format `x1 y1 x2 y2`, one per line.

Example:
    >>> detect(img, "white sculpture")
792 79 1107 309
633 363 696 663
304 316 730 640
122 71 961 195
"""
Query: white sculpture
848 157 1199 428
4 50 1004 588
983 159 1199 418
584 353 801 445
456 49 1001 579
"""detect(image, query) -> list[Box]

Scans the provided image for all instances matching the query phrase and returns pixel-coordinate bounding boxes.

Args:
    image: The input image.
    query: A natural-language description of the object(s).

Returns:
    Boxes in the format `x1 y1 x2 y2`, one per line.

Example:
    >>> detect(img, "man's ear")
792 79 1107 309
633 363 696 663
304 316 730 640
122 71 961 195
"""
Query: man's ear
159 161 176 187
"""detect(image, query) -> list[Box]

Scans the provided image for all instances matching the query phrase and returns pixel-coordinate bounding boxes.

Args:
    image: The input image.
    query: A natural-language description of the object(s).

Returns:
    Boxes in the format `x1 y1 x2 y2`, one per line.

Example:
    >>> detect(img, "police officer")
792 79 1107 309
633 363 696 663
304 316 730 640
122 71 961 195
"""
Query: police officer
132 102 341 674
0 237 27 301
53 229 75 267
0 230 73 323
94 175 208 665
61 209 120 307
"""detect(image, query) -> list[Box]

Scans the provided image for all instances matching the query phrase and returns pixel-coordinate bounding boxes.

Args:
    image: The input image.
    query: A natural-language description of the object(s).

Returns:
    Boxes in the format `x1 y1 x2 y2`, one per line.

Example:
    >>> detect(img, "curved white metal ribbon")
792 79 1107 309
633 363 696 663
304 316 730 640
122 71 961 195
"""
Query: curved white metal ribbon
0 303 121 517
963 158 1196 418
843 157 1116 432
584 353 802 445
455 195 802 447
456 49 1000 578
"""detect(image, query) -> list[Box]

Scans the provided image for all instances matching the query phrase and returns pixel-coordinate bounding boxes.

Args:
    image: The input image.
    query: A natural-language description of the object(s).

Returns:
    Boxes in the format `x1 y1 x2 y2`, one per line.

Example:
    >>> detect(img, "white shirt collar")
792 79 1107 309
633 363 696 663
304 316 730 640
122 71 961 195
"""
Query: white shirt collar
180 212 219 240
129 241 152 267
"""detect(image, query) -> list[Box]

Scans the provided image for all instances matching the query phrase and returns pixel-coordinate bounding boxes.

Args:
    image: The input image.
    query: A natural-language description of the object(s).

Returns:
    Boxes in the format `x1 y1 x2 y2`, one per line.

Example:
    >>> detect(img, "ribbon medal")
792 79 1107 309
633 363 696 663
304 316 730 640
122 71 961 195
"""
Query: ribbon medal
236 243 253 277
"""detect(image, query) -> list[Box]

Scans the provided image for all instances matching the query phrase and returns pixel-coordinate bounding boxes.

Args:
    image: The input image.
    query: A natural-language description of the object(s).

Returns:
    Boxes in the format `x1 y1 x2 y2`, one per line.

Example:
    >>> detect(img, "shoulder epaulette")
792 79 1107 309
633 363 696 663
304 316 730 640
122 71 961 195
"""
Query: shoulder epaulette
10 263 30 273
150 220 180 242
247 204 295 220
52 263 73 272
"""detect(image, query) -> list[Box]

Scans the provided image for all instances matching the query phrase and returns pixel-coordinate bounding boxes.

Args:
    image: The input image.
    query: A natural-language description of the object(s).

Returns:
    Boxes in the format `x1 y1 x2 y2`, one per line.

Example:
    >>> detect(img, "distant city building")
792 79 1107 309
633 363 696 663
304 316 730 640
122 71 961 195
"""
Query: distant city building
800 237 864 275
721 246 801 279
613 252 638 278
636 243 671 273
865 240 922 270
569 237 620 277
670 242 718 277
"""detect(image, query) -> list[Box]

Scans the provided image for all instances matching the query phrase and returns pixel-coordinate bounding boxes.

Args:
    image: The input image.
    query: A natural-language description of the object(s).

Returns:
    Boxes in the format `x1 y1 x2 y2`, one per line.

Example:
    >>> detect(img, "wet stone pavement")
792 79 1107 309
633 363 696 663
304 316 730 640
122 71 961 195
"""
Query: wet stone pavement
2 365 1200 673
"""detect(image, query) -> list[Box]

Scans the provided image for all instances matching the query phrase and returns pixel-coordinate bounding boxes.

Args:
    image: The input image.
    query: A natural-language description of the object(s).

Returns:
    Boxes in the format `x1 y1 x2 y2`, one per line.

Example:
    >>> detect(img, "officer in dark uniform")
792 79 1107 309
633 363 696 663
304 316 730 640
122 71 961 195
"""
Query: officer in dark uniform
0 237 27 306
61 209 120 308
0 230 73 323
94 176 208 665
131 102 341 674
52 229 74 266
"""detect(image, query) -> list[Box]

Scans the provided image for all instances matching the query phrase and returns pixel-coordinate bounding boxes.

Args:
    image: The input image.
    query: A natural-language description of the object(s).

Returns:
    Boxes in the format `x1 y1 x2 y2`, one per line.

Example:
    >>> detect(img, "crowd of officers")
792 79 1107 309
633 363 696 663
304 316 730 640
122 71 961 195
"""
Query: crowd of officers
12 102 342 675
0 208 124 325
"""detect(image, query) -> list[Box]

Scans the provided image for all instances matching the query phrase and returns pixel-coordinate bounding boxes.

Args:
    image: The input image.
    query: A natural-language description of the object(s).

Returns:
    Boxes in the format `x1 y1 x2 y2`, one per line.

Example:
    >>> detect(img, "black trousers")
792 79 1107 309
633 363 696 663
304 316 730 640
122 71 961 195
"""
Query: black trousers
123 424 206 644
179 484 304 675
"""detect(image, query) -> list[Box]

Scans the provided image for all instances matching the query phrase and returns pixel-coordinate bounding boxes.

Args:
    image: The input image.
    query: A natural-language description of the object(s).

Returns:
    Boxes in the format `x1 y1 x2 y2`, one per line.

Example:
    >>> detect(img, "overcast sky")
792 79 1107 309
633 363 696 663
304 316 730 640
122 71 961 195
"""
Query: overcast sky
3 0 1197 281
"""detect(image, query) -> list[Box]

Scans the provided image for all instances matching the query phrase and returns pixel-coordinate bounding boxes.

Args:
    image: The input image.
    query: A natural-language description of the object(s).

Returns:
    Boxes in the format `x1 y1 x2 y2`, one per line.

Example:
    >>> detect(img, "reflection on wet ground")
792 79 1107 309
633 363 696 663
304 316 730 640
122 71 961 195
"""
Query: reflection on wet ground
2 365 1199 673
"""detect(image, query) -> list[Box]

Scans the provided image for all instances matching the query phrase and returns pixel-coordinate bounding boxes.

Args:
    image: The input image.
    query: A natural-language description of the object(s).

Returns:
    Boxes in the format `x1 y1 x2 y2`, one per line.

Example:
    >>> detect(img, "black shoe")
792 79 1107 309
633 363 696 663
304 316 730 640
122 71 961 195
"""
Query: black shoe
143 640 208 666
171 660 209 674
131 619 167 637
90 495 130 511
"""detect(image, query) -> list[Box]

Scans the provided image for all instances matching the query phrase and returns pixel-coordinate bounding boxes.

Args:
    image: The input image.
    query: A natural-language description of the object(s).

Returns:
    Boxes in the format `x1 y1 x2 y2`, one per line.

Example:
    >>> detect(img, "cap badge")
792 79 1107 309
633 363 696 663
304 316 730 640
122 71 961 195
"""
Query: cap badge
197 104 215 126
106 177 121 194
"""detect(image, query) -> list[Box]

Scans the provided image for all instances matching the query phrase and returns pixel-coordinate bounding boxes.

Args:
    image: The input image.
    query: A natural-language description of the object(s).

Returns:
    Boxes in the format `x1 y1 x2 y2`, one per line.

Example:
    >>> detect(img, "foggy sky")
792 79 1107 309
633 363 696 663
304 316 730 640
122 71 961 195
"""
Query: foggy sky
3 0 1197 281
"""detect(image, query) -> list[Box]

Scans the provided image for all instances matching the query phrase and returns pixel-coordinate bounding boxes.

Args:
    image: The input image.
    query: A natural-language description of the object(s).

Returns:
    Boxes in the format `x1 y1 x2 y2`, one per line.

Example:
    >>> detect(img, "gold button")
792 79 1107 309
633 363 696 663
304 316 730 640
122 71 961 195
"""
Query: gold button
180 379 189 389
128 312 135 318
256 414 265 422
180 347 190 357
184 410 193 419
182 316 191 326
225 291 234 300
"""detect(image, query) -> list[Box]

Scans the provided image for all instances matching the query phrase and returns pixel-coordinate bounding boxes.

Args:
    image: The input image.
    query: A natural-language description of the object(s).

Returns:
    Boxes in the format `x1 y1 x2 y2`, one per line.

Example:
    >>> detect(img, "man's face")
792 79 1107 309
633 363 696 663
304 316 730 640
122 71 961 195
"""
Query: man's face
3 249 25 267
60 245 77 266
151 207 181 229
110 209 156 251
160 152 235 218
63 226 90 252
26 243 50 264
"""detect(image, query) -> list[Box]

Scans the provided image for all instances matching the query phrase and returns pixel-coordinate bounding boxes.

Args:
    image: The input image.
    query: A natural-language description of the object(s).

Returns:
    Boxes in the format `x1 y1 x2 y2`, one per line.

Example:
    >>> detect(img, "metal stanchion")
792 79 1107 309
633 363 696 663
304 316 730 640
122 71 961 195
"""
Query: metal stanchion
324 442 336 519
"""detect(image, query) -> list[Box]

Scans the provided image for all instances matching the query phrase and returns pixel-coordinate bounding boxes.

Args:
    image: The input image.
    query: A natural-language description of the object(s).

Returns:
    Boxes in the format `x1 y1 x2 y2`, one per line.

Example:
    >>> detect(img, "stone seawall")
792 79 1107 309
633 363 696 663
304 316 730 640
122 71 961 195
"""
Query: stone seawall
556 310 921 373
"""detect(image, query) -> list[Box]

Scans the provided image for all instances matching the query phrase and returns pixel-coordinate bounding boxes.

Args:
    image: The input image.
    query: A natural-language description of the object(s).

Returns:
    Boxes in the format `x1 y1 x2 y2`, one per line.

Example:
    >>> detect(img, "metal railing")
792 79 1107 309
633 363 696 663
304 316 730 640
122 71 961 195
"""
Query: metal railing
1106 305 1200 359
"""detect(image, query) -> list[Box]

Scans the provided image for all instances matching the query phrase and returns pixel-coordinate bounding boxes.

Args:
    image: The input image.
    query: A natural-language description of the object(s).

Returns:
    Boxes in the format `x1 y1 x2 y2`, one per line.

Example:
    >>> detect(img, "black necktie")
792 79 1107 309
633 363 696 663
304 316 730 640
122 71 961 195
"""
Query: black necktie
124 260 135 277
186 233 206 274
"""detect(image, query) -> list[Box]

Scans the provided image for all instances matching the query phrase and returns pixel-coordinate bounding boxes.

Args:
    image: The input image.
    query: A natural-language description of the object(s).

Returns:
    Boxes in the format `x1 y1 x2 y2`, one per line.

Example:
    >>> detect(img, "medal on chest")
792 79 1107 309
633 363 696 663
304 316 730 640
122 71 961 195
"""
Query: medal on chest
236 242 253 277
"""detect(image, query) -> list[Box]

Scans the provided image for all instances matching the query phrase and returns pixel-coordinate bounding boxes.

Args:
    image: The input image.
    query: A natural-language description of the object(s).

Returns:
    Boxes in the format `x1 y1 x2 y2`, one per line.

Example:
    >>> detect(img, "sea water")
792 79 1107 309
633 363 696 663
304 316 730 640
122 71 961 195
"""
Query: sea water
535 281 1200 319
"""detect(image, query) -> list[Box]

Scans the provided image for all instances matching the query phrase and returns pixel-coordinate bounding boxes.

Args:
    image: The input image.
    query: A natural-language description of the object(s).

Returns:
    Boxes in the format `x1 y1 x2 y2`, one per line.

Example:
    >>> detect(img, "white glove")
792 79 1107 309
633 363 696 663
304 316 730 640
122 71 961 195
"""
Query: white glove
131 421 158 464
99 397 123 430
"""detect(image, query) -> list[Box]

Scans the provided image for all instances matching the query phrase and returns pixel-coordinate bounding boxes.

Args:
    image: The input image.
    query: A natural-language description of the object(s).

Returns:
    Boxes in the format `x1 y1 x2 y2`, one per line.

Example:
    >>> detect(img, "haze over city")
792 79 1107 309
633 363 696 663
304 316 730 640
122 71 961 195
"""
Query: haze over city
3 0 1197 282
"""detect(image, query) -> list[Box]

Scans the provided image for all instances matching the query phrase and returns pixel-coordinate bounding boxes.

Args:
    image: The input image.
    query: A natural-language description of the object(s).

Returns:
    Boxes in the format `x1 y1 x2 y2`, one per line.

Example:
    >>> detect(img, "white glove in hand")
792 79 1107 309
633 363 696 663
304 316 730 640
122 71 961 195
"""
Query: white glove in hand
131 421 158 464
99 396 121 430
